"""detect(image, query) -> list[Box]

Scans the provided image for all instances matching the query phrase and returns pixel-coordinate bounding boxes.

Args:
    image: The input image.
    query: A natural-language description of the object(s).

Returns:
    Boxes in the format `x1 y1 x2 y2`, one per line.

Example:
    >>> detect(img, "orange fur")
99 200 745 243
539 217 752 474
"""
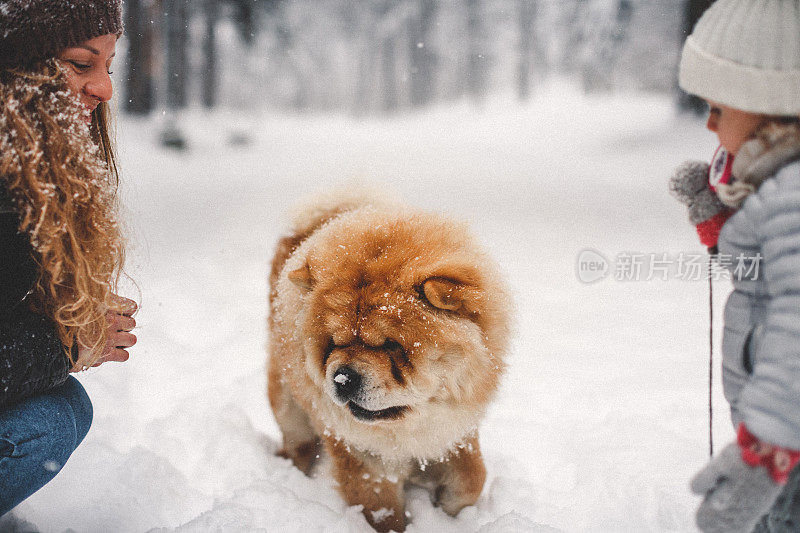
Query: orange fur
268 190 512 531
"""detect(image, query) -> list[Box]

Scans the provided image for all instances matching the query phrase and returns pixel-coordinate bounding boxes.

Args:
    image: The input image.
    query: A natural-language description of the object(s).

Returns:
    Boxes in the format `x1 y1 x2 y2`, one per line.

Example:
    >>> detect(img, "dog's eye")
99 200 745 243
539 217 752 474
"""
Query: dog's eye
415 285 427 302
383 340 413 380
382 340 410 362
322 338 336 367
383 339 403 352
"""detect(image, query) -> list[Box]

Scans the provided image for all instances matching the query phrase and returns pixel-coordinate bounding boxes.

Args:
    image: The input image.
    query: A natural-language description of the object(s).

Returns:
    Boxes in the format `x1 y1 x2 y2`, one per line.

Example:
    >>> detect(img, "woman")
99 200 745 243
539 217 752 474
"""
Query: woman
0 0 137 515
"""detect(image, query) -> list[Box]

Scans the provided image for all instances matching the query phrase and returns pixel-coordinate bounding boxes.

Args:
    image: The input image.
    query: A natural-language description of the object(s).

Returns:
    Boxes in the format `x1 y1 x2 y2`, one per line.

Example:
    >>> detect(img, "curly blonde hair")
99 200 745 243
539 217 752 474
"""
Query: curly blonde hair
0 60 127 368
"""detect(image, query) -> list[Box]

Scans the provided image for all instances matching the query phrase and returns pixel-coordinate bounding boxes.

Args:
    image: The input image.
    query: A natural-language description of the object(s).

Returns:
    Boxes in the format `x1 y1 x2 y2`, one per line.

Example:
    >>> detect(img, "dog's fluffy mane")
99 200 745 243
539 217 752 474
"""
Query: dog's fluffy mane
288 182 404 237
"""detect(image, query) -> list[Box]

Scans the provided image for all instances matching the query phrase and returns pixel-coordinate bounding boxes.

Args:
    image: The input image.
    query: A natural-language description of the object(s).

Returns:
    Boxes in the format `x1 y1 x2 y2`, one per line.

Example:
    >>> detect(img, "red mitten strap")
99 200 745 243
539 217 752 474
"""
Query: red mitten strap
696 210 732 248
738 423 800 484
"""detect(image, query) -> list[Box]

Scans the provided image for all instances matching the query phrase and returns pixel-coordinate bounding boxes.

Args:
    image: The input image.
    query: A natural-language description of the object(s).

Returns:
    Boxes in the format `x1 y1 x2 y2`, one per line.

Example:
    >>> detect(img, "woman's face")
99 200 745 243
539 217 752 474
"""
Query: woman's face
705 101 765 156
57 33 118 122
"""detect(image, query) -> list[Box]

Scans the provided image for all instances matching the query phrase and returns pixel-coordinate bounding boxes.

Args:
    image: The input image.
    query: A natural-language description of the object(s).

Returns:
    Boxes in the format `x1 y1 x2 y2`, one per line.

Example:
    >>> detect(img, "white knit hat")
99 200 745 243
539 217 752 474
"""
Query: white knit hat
679 0 800 115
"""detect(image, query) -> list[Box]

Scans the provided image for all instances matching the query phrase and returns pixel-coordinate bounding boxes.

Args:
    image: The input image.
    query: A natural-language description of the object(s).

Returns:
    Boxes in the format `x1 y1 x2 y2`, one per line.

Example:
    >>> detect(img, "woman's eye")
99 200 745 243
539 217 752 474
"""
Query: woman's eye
69 61 91 71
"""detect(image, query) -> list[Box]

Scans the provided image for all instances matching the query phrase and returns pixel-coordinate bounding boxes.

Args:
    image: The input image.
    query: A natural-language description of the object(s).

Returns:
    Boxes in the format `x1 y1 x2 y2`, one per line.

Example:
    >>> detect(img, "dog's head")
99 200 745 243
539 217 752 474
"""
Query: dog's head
285 210 512 425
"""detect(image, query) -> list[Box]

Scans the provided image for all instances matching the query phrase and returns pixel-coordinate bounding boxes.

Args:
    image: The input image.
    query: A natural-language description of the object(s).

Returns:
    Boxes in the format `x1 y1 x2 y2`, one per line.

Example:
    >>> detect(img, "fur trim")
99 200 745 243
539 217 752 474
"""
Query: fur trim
718 121 800 208
715 181 756 209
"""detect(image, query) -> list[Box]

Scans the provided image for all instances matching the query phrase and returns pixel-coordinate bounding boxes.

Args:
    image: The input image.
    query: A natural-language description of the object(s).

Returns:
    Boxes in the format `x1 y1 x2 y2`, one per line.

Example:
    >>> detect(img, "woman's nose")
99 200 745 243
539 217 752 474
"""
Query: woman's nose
84 71 113 103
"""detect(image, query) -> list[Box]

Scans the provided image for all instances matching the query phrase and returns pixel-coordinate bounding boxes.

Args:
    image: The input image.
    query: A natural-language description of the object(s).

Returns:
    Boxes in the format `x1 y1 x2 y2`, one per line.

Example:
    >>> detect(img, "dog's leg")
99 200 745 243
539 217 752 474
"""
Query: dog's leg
324 435 406 532
268 363 320 474
431 434 487 516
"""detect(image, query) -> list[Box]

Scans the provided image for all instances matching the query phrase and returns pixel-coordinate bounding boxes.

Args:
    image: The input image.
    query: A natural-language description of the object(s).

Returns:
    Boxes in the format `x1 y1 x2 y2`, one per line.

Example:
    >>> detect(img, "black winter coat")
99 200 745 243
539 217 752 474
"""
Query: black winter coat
0 186 72 411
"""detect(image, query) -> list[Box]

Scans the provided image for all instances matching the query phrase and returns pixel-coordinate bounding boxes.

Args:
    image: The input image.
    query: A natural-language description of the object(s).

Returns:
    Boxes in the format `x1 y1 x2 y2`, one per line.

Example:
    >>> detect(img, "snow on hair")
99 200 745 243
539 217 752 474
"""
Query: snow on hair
0 59 128 368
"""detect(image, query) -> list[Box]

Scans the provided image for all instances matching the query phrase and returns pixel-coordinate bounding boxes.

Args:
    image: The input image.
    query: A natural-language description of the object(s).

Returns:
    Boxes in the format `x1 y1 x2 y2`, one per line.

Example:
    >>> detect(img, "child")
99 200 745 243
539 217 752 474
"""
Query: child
673 0 800 531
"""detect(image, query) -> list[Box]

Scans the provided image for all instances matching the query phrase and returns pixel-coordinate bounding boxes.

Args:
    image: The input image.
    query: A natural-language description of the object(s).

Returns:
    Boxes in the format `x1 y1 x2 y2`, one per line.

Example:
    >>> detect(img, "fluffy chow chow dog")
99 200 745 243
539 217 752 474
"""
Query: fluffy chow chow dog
268 189 512 532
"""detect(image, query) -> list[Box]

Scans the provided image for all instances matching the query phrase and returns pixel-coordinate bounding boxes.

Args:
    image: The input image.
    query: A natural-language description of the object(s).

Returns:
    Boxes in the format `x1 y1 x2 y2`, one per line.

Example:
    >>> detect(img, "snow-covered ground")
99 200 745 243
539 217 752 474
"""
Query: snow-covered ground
10 82 730 532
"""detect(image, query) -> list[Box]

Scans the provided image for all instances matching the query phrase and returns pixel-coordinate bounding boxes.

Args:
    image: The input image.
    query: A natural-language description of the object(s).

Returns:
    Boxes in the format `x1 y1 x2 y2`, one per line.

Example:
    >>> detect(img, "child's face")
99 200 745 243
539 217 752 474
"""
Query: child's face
705 101 765 156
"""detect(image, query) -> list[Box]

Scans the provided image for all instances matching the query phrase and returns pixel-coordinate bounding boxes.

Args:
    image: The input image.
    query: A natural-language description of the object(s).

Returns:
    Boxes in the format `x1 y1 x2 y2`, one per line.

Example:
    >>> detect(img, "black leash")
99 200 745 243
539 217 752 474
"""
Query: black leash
708 251 715 457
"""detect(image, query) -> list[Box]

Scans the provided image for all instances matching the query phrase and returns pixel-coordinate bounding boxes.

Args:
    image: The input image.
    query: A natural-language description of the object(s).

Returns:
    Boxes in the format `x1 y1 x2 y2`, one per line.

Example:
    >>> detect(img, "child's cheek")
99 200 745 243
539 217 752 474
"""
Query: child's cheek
718 128 748 157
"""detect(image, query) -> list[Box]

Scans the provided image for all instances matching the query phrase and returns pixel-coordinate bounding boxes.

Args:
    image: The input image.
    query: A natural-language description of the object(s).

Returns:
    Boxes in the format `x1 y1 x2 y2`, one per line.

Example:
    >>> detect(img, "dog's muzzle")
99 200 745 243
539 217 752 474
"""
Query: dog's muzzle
332 365 407 422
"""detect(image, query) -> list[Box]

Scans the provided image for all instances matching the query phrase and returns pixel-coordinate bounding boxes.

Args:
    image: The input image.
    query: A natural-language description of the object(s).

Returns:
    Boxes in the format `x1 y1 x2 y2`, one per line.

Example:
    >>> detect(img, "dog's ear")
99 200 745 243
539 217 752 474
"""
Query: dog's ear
420 264 483 314
422 277 464 311
288 261 315 291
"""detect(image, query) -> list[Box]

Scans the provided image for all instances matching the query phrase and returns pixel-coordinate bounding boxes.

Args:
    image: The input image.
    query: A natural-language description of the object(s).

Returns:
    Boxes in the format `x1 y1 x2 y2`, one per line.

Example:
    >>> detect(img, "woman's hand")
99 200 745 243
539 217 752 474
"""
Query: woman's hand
72 295 137 371
92 303 137 366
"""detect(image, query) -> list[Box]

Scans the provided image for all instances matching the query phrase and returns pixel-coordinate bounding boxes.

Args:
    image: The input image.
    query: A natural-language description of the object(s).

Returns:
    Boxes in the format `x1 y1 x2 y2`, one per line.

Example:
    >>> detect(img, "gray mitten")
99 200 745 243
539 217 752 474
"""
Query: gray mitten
669 160 725 224
691 443 782 533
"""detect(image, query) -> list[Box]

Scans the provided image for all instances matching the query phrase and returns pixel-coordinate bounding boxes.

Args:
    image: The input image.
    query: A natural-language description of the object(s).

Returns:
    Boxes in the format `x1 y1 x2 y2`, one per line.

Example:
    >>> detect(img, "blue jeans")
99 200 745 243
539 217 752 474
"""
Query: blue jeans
0 376 92 516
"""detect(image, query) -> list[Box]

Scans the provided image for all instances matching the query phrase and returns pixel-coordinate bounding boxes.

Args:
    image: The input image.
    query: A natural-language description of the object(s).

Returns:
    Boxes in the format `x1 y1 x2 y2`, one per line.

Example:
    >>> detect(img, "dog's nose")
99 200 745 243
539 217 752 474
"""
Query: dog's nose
333 366 362 401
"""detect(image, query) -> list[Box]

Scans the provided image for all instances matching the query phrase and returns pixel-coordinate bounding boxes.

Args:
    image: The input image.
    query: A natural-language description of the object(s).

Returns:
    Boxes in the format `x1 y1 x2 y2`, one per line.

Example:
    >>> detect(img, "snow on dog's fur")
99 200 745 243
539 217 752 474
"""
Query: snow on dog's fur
267 187 512 532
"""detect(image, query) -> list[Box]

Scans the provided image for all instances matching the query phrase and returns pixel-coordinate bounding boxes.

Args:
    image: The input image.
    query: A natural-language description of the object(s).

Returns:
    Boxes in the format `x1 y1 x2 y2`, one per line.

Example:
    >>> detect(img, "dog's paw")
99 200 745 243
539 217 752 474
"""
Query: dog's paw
366 507 405 532
434 484 473 517
278 438 321 475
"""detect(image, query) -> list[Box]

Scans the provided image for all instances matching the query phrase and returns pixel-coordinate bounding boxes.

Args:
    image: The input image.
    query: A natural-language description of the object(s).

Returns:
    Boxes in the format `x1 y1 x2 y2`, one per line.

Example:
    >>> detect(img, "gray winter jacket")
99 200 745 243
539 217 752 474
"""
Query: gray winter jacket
718 123 800 450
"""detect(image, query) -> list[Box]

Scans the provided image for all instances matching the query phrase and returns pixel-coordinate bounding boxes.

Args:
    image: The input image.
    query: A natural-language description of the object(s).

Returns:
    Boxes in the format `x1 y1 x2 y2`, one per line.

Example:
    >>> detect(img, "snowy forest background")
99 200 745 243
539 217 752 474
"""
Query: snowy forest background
7 1 739 532
123 0 709 123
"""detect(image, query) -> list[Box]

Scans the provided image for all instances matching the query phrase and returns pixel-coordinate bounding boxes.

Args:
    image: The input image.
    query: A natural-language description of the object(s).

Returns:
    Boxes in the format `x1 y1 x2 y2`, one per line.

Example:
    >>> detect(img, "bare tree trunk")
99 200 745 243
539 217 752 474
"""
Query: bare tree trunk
678 0 715 114
582 0 632 92
232 0 256 46
561 0 588 74
352 22 376 116
517 0 534 100
371 1 400 113
381 34 399 112
160 0 188 149
408 0 437 108
124 0 156 114
612 0 633 49
202 0 219 109
165 0 188 110
344 5 371 115
466 0 486 103
275 20 309 112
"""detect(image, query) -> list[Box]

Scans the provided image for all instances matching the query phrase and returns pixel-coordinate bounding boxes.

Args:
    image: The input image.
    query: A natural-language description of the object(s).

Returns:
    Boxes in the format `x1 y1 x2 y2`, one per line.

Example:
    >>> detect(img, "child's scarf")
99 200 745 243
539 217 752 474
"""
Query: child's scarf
717 121 800 208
